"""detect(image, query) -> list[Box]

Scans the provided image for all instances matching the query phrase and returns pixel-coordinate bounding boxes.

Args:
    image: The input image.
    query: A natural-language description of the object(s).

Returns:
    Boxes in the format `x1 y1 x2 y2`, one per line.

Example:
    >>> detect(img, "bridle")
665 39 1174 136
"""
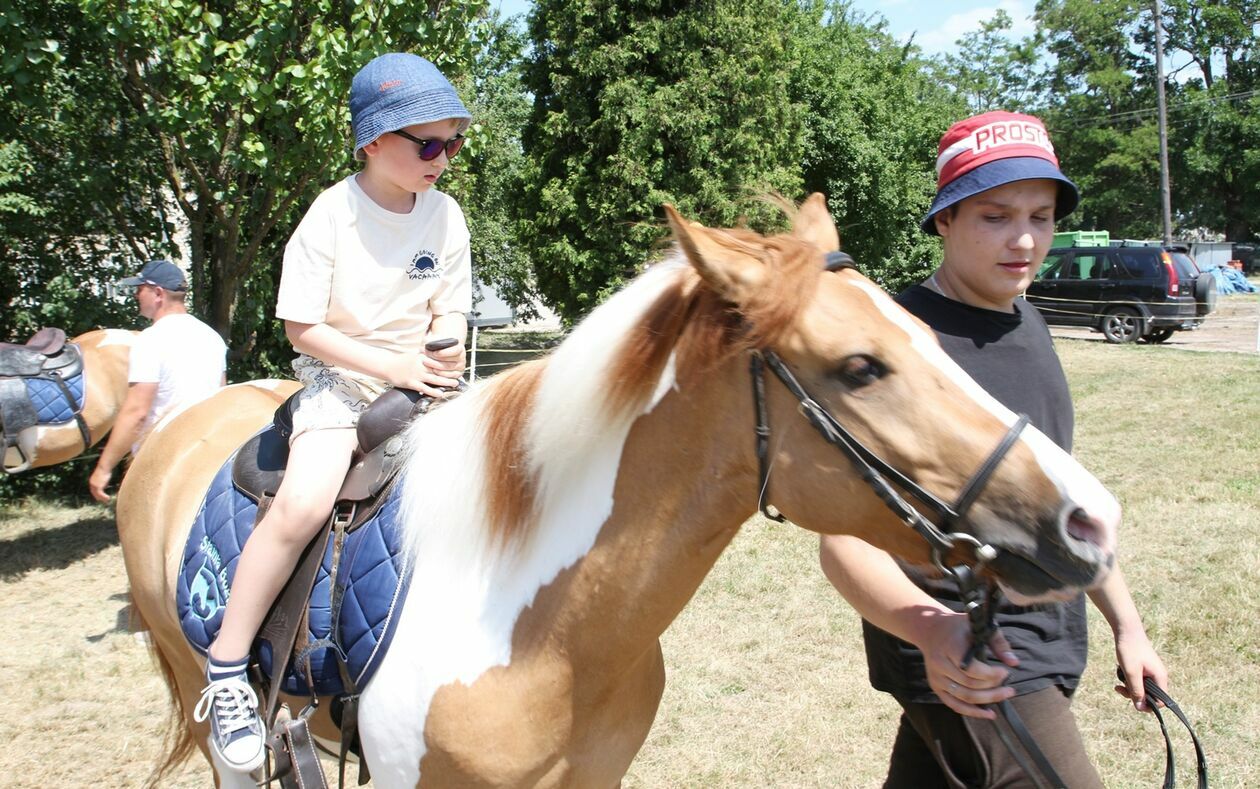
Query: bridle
748 250 1207 789
749 250 1028 574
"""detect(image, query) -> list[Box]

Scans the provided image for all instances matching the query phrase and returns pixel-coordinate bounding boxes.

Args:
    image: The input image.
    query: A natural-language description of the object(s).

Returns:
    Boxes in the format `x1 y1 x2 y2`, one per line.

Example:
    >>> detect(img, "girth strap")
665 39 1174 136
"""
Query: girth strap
47 371 93 454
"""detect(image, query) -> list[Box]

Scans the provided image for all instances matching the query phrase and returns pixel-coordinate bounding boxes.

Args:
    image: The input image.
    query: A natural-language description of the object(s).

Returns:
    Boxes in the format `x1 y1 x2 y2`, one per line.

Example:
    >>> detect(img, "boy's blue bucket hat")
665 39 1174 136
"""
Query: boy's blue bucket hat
350 53 471 161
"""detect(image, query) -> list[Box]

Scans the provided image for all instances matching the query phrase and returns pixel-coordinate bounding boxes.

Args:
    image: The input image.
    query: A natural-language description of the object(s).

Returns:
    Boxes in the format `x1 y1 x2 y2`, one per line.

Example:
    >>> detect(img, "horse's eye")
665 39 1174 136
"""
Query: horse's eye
838 354 886 388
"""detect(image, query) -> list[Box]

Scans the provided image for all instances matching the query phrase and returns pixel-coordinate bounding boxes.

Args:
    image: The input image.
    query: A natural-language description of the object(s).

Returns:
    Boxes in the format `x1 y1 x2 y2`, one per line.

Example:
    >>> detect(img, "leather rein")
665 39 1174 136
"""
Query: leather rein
750 250 1207 789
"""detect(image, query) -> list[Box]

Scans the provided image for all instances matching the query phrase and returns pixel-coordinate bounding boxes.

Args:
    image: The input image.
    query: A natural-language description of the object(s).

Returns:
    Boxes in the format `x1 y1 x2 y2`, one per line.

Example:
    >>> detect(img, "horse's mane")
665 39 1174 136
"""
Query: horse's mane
399 229 824 566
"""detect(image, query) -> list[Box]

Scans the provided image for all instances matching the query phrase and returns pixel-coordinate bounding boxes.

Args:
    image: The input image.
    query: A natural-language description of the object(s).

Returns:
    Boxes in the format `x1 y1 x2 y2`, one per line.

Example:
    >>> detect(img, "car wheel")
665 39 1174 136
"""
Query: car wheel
1142 327 1176 344
1193 273 1218 316
1100 307 1142 343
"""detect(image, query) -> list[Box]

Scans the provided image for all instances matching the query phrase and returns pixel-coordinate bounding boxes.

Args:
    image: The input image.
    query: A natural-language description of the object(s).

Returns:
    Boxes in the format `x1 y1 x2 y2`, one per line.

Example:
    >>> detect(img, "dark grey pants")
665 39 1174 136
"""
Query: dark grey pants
883 686 1104 789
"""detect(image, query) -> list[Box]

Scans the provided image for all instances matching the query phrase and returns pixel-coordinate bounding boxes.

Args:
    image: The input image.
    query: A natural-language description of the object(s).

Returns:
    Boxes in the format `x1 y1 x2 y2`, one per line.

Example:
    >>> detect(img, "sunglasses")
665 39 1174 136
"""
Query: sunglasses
390 130 466 161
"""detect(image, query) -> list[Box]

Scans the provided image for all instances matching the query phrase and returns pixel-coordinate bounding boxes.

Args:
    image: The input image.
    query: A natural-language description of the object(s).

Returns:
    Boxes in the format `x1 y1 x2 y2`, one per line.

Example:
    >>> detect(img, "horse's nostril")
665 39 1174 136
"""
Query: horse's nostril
1065 508 1101 547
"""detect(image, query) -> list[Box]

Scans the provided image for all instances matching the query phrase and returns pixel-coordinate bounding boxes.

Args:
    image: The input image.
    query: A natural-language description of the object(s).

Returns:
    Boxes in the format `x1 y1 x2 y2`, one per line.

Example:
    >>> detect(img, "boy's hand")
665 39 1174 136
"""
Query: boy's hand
424 337 466 382
383 340 464 396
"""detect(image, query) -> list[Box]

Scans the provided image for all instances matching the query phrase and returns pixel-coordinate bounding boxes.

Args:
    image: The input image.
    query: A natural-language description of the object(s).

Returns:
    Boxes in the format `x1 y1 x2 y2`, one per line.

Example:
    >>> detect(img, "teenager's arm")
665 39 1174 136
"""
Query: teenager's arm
820 533 1019 719
1086 564 1167 711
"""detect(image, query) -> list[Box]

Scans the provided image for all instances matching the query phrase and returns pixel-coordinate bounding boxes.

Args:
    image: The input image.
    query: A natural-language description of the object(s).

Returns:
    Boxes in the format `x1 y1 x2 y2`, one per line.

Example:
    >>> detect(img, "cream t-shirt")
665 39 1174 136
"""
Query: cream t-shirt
275 175 473 356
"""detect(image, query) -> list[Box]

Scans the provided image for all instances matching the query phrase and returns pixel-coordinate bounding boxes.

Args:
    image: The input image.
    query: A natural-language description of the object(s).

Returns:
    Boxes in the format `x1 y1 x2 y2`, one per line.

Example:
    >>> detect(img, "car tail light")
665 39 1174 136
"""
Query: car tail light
1160 252 1180 295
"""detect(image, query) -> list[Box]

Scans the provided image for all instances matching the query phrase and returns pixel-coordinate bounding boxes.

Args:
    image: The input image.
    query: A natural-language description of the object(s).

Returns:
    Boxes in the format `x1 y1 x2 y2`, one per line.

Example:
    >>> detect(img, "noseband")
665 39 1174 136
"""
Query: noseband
749 250 1029 572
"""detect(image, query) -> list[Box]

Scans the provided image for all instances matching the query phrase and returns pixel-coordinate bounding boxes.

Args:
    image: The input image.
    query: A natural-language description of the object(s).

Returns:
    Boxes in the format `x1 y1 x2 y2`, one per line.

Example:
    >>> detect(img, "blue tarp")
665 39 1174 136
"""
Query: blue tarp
1205 265 1259 294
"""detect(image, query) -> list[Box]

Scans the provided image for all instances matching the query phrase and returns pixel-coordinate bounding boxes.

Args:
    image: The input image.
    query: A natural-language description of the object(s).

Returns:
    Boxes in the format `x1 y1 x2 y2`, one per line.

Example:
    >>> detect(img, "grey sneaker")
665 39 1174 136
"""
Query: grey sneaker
193 675 266 772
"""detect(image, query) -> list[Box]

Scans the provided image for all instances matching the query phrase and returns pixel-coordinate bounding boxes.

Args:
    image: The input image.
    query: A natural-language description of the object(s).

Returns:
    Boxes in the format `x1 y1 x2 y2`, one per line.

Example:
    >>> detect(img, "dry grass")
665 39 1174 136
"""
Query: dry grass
0 339 1256 787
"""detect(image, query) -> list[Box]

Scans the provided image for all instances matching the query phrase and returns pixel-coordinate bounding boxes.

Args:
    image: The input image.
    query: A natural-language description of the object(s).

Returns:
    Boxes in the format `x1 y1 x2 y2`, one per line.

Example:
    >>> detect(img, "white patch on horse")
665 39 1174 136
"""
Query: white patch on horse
849 280 1119 543
359 260 686 787
97 329 135 347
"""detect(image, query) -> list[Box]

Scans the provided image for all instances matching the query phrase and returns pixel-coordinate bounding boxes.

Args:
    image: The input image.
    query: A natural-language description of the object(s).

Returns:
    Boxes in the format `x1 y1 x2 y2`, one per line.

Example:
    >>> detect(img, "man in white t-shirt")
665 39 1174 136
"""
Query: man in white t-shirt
88 259 227 502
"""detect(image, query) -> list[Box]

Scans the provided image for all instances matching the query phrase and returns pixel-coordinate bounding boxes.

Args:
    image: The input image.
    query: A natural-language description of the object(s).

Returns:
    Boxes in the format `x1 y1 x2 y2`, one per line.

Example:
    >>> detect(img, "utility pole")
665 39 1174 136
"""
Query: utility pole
1152 0 1173 245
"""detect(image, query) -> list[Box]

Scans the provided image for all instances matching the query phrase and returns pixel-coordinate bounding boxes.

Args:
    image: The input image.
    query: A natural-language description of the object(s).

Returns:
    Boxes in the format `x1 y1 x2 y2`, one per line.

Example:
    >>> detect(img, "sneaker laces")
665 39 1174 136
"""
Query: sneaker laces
194 677 261 737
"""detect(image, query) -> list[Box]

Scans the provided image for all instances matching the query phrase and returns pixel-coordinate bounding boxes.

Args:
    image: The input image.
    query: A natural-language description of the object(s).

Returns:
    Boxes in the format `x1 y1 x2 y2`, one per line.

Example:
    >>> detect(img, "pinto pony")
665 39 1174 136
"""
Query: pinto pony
1 328 134 472
120 196 1119 788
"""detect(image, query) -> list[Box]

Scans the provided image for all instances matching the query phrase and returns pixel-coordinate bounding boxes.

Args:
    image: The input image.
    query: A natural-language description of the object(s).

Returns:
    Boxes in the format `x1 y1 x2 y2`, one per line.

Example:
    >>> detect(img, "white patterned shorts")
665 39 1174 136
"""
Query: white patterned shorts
289 355 389 442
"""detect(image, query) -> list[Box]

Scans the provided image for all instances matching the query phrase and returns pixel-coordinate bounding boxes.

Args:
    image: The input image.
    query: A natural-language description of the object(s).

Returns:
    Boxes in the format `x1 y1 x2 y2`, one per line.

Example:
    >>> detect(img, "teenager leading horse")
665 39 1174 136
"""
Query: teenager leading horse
1 328 134 472
120 195 1120 788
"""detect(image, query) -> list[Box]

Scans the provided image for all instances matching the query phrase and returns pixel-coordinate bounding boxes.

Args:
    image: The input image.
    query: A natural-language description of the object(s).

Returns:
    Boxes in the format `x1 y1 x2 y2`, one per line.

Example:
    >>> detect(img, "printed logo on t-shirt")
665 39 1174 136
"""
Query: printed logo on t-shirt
407 249 443 281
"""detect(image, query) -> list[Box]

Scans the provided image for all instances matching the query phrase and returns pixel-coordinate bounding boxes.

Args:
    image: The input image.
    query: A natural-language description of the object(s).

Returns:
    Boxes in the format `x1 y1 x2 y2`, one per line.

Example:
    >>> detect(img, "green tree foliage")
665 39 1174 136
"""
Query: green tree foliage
83 0 489 374
932 10 1044 114
1030 0 1259 241
1032 0 1164 237
0 1 167 342
519 0 803 323
791 2 964 293
440 10 540 321
1155 0 1260 240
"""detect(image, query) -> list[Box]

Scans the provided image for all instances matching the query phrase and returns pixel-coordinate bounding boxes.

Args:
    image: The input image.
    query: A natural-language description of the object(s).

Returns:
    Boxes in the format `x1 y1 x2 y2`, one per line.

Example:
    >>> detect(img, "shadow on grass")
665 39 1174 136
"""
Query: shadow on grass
0 514 118 580
87 592 134 643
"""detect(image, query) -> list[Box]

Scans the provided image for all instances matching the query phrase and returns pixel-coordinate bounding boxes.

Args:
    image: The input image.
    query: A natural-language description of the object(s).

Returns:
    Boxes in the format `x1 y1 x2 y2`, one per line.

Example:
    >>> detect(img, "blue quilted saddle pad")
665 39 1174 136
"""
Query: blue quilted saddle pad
176 433 411 697
24 369 86 424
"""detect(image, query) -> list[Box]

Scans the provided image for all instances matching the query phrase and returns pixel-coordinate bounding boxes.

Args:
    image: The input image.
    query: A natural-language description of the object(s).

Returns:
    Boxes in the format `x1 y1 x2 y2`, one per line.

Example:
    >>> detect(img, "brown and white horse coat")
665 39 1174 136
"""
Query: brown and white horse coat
122 196 1119 788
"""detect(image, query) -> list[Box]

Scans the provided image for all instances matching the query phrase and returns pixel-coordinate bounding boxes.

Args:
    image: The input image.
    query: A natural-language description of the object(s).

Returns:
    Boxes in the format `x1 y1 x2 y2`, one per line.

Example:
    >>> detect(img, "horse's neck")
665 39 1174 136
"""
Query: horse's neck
515 361 756 671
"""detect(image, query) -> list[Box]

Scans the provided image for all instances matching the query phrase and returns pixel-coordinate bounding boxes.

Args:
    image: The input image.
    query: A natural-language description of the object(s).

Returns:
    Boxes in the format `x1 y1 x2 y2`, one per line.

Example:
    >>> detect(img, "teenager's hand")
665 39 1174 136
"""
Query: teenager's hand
1113 630 1168 712
919 612 1019 720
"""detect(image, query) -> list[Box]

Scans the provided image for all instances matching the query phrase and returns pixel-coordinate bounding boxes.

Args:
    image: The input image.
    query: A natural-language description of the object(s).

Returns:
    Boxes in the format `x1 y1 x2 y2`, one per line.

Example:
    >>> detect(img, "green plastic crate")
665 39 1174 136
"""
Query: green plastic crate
1052 230 1110 248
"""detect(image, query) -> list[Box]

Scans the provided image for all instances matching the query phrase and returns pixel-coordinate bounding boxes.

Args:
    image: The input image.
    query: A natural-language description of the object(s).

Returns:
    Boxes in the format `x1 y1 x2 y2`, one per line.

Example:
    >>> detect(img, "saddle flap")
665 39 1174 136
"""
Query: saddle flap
0 347 48 377
337 436 406 505
0 377 39 450
232 426 291 503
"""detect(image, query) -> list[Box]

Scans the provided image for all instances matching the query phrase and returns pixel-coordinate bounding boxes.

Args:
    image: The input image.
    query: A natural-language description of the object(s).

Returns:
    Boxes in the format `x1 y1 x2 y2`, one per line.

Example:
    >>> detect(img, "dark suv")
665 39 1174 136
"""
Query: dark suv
1024 244 1218 343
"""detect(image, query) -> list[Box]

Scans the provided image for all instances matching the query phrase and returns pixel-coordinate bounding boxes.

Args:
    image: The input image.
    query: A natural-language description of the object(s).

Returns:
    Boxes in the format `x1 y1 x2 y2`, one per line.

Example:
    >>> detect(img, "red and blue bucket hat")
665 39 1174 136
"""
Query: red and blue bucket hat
921 111 1079 235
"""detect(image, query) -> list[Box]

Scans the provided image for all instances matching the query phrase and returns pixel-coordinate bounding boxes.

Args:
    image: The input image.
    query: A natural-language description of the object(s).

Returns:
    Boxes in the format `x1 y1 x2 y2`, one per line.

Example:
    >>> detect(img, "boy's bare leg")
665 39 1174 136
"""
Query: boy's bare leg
209 427 359 661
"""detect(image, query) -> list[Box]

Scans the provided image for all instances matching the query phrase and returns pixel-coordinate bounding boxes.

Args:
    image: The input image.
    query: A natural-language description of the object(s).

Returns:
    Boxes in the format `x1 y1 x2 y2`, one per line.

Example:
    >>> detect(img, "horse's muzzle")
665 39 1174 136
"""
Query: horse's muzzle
987 500 1116 603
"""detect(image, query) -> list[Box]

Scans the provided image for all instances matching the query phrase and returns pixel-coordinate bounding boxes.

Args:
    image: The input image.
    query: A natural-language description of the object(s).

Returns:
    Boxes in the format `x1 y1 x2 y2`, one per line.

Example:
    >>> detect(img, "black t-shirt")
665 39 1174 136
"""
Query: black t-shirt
862 285 1088 703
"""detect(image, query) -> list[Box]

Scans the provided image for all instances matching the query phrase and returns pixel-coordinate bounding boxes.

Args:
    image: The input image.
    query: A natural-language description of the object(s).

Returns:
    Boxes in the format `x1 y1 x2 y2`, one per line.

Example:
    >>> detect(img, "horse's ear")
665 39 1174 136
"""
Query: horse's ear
793 193 840 253
664 204 766 303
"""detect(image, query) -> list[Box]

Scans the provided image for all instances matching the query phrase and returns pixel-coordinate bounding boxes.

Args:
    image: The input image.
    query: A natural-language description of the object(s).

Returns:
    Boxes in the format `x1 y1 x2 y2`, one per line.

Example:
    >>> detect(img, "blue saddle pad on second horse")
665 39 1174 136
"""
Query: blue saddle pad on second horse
176 430 411 697
25 369 85 424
